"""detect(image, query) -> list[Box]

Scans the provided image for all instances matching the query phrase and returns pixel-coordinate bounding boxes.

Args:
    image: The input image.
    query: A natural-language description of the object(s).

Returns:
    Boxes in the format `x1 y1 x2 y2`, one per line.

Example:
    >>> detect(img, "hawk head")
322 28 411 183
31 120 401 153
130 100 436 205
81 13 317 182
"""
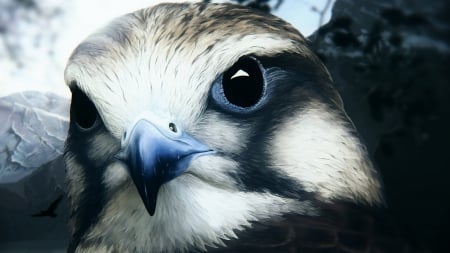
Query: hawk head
64 3 383 252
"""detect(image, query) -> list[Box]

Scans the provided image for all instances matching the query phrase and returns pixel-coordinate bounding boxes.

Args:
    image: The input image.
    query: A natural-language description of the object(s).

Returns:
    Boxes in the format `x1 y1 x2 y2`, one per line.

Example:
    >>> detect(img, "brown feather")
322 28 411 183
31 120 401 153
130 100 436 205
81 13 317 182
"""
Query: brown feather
204 201 427 253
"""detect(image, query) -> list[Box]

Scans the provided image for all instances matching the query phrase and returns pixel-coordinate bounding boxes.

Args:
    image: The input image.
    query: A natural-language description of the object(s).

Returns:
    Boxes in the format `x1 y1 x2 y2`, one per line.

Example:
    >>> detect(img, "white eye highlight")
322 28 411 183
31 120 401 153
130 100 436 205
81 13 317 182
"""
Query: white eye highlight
230 69 250 80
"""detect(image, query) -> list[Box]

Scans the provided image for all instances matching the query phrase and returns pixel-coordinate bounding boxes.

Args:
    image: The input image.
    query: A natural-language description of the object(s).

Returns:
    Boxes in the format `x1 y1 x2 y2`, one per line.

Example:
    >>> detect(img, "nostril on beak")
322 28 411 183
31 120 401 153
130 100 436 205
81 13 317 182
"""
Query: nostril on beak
168 122 177 133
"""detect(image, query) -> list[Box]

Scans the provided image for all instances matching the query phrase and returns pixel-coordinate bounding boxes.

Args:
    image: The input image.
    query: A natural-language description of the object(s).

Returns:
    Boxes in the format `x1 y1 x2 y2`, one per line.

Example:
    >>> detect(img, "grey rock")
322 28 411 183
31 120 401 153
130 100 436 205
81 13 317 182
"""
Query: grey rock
0 91 69 183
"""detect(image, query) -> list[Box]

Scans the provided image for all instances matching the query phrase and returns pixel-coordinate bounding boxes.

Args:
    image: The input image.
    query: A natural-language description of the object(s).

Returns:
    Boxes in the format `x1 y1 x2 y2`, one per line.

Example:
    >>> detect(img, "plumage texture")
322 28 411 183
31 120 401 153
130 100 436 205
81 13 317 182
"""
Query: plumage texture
206 202 422 253
59 3 417 253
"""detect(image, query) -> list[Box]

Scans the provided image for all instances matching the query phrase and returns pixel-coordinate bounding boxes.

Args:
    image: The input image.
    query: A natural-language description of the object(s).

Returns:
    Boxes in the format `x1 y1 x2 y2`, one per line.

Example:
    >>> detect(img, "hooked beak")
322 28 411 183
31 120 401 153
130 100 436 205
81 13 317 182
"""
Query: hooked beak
116 119 213 216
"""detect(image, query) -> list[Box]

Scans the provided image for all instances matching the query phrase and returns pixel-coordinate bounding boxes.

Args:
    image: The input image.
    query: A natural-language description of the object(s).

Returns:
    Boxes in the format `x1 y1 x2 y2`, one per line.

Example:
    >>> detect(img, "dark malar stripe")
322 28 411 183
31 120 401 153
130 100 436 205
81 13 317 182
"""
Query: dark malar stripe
65 124 118 252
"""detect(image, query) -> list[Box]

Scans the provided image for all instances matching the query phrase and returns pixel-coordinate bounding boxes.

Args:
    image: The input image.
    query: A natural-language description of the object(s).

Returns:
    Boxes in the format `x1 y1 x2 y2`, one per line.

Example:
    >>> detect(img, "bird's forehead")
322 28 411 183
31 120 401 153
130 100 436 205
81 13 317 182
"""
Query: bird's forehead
64 3 310 137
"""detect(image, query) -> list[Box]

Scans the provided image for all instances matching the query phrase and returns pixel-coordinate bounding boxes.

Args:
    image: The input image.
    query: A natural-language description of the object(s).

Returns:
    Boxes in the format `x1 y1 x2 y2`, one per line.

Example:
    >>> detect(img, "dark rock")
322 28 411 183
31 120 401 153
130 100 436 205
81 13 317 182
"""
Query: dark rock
310 0 450 252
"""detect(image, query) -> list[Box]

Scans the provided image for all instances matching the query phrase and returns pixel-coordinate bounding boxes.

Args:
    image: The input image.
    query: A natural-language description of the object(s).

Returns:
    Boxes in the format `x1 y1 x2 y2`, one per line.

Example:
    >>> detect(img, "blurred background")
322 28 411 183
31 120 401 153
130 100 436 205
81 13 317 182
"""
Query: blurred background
1 0 449 252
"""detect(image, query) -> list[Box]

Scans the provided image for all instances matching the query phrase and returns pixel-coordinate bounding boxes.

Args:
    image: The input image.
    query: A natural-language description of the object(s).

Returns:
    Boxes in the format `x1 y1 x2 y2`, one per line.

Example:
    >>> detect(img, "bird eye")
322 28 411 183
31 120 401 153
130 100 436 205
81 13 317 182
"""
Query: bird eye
211 57 266 113
70 85 99 130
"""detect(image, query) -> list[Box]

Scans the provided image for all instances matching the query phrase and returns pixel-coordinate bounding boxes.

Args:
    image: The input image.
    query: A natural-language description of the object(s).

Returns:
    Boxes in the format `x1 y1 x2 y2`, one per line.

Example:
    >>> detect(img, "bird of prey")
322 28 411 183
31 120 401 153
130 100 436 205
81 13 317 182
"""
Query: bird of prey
63 2 419 253
31 194 63 218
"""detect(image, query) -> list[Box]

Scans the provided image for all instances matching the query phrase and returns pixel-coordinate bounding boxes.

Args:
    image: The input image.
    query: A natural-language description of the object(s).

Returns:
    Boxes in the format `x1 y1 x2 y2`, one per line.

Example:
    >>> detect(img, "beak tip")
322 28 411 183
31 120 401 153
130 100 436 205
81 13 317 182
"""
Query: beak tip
144 198 157 216
138 183 159 217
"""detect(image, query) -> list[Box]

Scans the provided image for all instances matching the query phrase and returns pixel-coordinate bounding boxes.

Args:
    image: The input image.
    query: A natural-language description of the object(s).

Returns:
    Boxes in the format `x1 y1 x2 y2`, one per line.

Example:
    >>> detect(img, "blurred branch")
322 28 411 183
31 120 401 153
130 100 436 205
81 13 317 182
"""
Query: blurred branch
311 0 332 27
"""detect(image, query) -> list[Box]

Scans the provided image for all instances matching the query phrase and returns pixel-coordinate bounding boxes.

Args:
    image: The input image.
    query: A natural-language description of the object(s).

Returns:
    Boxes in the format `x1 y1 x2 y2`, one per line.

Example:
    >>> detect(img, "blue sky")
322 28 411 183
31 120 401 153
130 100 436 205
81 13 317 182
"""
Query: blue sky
275 0 334 36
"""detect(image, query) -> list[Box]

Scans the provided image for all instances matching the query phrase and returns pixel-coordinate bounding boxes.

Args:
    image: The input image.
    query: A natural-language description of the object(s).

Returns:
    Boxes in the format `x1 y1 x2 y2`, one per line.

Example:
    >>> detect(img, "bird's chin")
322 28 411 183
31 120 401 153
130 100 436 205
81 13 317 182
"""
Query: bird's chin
181 170 235 191
180 170 206 183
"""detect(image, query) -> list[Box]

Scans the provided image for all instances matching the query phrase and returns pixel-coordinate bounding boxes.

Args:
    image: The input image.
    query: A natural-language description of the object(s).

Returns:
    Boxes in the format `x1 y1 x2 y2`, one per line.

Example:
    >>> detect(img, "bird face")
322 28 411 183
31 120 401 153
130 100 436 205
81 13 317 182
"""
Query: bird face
64 3 383 252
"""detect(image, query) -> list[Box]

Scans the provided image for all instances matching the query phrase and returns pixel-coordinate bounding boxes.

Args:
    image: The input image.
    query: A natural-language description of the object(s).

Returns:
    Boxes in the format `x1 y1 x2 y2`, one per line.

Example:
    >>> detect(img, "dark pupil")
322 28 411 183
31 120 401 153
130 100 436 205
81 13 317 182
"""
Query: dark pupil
71 86 98 129
222 58 263 108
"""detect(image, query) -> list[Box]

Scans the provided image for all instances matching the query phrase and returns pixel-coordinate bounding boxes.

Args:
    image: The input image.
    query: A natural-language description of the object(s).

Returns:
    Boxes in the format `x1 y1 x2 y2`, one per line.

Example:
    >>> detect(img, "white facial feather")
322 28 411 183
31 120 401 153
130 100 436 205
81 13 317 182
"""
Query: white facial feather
103 162 128 189
88 170 309 253
96 153 313 252
270 103 383 205
192 111 250 154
